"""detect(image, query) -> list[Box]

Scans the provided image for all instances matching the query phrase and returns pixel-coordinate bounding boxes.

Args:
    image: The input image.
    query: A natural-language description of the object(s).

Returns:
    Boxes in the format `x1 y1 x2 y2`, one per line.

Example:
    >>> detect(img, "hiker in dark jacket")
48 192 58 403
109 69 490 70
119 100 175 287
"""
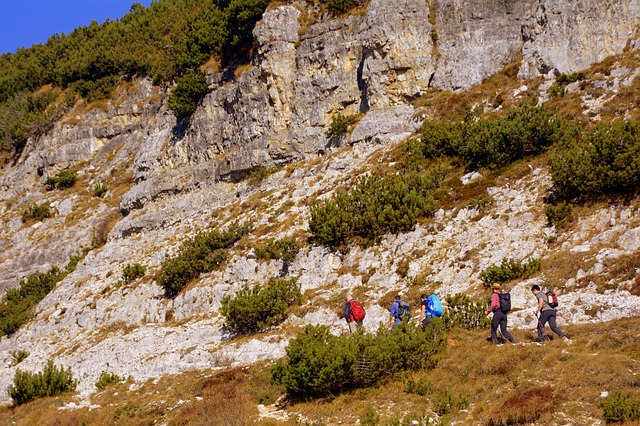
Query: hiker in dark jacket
344 294 363 334
531 285 571 344
485 283 516 344
388 295 404 330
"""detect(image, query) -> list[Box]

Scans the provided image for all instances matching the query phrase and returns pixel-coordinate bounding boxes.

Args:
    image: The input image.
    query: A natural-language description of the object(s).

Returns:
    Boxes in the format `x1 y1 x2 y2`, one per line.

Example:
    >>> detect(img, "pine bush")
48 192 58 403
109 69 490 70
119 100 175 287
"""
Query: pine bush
309 174 436 250
550 120 640 201
480 257 541 287
271 321 447 400
8 359 77 405
156 222 252 297
221 277 301 334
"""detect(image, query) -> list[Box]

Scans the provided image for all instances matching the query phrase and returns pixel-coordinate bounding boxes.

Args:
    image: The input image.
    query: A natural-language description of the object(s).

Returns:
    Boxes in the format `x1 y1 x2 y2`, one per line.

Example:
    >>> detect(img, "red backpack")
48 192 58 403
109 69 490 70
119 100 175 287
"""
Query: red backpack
350 301 366 322
545 291 559 308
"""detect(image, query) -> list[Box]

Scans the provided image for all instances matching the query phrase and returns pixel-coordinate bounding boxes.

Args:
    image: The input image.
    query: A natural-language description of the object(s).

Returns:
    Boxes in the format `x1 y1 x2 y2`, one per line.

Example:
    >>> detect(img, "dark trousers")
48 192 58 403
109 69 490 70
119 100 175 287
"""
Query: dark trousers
537 310 565 341
491 310 515 343
421 316 433 330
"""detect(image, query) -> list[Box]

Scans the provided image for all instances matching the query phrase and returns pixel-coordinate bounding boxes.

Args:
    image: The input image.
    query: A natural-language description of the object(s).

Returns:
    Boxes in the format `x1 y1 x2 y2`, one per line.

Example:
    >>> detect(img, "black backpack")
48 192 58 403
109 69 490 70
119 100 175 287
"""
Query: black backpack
498 292 511 314
396 301 412 320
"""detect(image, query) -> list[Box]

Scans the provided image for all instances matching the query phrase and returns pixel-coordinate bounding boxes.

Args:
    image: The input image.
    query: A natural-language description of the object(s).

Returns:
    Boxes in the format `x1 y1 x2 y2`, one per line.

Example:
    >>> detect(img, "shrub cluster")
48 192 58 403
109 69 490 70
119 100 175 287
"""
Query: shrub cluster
420 104 573 170
167 70 209 119
441 293 490 330
544 202 573 229
21 203 53 222
550 120 640 201
271 321 447 400
93 182 108 198
11 350 29 366
309 173 436 250
122 263 146 284
254 238 300 262
95 372 124 390
600 391 640 423
8 359 77 406
156 222 252 297
325 113 359 138
45 169 77 190
480 257 541 287
0 266 66 336
220 277 301 334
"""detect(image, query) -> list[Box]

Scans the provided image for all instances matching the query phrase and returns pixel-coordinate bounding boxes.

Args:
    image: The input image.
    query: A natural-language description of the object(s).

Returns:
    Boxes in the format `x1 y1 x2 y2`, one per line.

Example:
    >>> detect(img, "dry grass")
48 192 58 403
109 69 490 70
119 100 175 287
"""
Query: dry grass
2 317 640 424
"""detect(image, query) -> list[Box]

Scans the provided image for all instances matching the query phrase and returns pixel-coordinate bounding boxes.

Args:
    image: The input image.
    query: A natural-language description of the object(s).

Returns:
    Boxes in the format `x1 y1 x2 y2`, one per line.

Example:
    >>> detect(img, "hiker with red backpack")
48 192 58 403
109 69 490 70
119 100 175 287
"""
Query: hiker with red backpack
344 294 365 334
484 283 517 344
531 285 572 344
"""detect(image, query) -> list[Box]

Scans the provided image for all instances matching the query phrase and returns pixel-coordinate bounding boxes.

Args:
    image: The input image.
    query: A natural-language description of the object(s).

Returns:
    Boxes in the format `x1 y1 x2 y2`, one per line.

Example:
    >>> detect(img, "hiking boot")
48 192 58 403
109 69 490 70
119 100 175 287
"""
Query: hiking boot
563 337 573 344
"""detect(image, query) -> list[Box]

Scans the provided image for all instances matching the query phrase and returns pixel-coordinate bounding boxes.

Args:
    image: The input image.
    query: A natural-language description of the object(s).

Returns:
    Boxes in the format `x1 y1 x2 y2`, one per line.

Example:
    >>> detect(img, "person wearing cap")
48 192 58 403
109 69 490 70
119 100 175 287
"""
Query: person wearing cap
484 283 516 344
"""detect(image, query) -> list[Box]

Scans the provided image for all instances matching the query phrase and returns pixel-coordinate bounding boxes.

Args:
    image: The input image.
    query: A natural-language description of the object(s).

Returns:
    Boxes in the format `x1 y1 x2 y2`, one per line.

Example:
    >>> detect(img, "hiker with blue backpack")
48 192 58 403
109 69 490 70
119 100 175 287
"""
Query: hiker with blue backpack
388 295 411 330
420 293 443 330
531 285 571 344
485 283 517 344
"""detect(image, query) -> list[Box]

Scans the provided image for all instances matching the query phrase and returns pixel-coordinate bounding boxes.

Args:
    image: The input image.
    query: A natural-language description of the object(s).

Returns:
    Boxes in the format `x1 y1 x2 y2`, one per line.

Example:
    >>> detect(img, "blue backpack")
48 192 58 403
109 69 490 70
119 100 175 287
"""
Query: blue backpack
427 294 444 317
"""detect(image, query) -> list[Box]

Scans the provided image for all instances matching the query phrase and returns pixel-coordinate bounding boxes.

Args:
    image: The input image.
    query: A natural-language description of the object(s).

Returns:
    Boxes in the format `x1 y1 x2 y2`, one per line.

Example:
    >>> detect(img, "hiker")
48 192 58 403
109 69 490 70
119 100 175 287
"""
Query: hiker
420 293 443 330
343 294 365 334
485 283 516 344
531 285 571 344
388 295 409 330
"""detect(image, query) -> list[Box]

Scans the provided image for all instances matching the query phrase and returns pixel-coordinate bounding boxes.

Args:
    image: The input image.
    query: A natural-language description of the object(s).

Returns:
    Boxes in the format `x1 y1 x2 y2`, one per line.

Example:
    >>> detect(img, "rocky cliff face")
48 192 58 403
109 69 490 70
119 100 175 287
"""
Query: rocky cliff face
1 0 640 404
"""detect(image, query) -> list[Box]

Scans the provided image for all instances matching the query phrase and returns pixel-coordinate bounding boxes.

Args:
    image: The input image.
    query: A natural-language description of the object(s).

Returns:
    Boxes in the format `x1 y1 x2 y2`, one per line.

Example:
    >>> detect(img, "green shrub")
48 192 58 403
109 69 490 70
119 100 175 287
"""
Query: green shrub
221 277 301 334
271 321 447 400
556 72 581 86
441 293 490 330
550 120 640 201
433 390 470 416
324 0 367 15
325 113 359 138
404 377 433 396
255 238 300 262
600 391 640 423
309 174 436 250
21 203 53 222
8 359 77 406
95 372 124 390
0 266 66 336
480 257 541 287
93 183 108 198
11 350 29 366
122 263 146 284
360 406 380 426
545 202 573 229
45 169 77 190
156 222 252 297
167 69 209 119
421 104 573 170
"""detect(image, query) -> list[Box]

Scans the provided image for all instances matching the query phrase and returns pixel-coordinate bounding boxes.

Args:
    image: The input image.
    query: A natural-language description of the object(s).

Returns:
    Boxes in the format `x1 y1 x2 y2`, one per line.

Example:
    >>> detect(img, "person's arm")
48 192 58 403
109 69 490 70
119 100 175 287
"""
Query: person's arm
536 296 544 315
420 303 426 321
485 293 499 315
344 302 351 323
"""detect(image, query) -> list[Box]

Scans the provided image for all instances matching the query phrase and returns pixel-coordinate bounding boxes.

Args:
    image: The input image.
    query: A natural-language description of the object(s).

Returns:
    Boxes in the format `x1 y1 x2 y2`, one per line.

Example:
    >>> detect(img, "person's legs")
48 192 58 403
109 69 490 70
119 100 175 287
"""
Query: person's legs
547 312 566 339
498 312 516 342
421 316 432 331
348 322 358 334
490 313 501 344
537 311 551 342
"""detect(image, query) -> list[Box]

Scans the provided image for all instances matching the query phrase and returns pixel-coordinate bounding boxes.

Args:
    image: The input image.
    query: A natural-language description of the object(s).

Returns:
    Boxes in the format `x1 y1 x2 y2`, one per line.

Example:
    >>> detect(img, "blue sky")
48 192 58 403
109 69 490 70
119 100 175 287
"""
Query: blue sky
0 0 153 55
